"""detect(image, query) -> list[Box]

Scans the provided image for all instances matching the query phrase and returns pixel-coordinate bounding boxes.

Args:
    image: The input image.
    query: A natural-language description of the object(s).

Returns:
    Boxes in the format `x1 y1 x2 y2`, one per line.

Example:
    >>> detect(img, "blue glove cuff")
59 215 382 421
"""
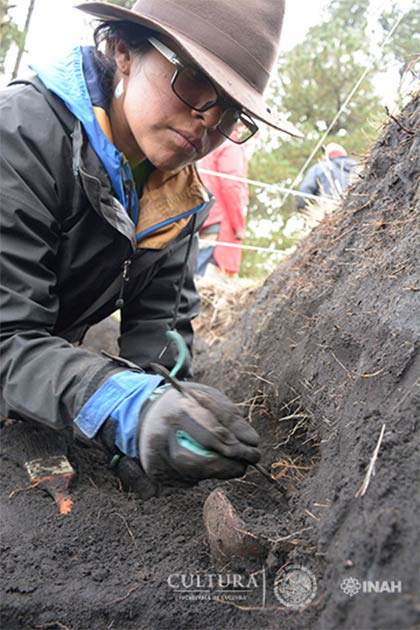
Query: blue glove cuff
74 371 164 457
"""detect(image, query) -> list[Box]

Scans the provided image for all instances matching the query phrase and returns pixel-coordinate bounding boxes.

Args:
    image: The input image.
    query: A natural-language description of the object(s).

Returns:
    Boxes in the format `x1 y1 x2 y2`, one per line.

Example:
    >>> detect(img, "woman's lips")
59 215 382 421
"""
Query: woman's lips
171 129 201 154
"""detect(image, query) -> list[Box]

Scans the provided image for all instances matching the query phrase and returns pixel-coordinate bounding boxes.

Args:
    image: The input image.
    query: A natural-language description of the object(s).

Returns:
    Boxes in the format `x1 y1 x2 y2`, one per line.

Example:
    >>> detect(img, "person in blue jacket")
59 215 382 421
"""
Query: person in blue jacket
0 0 302 497
296 143 357 210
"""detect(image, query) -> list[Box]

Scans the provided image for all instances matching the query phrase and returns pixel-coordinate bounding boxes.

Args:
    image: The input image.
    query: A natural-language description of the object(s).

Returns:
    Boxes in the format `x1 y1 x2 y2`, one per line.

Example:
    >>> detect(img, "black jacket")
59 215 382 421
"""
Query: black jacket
0 77 210 430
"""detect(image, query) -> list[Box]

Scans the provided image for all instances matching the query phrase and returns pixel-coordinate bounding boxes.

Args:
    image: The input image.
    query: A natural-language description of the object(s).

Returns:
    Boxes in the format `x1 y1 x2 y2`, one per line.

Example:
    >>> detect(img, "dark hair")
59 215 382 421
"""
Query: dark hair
93 21 154 100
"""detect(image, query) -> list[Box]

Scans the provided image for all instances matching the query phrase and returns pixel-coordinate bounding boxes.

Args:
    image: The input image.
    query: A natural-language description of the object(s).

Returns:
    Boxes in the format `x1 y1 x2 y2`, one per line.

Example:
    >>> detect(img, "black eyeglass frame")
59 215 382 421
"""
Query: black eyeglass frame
148 37 258 144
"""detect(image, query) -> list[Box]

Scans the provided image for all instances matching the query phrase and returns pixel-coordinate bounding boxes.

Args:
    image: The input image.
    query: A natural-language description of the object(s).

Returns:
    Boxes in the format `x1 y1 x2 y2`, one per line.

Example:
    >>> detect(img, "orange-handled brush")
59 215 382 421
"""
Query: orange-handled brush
25 455 76 515
18 423 76 515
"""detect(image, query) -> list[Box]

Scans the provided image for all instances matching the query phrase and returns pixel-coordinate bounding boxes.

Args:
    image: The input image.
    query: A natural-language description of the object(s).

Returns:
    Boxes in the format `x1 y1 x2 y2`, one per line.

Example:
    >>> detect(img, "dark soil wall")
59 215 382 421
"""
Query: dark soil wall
194 94 420 629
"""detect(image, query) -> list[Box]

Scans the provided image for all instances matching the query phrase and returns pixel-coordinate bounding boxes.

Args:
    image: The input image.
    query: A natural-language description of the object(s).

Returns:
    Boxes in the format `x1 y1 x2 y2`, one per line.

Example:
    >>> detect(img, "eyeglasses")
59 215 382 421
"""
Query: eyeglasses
148 37 258 144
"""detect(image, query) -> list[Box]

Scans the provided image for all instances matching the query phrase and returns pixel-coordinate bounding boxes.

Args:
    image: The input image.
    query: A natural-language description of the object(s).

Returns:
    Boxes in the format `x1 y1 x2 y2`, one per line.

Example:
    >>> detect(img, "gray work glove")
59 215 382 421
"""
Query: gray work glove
138 382 261 483
96 419 158 500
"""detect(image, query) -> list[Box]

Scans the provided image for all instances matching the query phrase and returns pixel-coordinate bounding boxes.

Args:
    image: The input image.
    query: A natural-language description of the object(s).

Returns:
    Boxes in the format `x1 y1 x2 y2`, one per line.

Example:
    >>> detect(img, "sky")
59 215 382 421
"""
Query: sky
5 0 414 104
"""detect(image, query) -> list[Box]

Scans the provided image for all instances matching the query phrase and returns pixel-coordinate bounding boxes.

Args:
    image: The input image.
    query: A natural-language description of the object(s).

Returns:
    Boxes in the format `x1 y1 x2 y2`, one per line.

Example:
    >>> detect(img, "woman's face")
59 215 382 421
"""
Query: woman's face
112 41 227 170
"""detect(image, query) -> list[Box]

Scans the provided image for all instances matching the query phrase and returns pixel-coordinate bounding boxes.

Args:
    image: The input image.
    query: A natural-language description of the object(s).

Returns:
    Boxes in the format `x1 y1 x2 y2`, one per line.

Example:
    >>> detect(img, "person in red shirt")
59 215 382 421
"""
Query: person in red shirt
197 137 249 277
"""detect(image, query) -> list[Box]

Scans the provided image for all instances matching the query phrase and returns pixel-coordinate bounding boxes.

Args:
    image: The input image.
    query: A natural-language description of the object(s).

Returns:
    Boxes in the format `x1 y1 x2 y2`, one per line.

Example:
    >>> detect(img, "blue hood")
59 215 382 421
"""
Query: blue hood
30 47 138 224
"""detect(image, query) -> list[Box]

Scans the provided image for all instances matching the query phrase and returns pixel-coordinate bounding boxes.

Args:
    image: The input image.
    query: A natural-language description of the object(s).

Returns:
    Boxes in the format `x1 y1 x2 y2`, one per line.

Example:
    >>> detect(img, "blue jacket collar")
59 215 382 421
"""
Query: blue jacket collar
30 46 139 224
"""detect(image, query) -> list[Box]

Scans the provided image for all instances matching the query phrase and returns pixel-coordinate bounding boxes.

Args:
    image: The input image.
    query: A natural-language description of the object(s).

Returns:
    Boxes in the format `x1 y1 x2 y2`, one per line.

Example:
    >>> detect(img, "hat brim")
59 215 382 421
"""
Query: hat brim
76 1 303 138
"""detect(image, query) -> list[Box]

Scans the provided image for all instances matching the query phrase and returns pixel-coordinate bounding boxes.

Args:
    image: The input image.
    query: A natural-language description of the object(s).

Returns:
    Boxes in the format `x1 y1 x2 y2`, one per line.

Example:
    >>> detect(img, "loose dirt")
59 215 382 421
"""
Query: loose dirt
1 95 418 630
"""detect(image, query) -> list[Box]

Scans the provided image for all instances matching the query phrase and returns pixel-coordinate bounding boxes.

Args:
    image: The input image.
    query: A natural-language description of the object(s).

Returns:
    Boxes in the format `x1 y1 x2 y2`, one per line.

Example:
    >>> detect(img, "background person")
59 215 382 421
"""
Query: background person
196 136 249 278
0 0 301 496
296 142 357 210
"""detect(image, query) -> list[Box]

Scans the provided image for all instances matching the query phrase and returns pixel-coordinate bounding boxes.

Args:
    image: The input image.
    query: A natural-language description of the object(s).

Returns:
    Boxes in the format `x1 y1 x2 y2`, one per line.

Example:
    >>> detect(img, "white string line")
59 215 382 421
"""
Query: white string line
197 168 321 256
279 7 408 209
198 238 288 255
197 167 331 202
196 169 334 257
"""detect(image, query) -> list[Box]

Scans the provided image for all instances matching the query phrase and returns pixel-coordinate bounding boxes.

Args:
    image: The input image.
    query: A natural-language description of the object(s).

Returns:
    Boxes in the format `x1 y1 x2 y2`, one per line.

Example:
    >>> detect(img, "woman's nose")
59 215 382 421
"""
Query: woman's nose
191 104 224 130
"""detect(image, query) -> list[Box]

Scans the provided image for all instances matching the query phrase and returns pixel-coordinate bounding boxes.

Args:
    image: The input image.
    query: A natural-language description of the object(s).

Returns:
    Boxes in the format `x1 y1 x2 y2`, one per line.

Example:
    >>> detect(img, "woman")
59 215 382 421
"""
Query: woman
0 0 301 494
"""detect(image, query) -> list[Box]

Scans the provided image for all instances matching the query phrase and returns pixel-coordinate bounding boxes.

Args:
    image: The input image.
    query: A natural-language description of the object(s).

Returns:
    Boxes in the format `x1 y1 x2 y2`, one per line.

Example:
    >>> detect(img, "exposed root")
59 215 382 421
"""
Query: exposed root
271 457 313 481
193 277 261 346
385 106 416 134
110 511 138 549
35 623 73 630
355 423 386 498
109 583 141 604
8 480 40 498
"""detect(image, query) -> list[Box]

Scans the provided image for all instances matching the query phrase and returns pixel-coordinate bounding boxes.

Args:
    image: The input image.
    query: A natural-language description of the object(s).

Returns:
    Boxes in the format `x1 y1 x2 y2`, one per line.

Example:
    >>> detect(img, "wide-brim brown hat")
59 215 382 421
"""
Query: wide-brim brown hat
76 0 303 138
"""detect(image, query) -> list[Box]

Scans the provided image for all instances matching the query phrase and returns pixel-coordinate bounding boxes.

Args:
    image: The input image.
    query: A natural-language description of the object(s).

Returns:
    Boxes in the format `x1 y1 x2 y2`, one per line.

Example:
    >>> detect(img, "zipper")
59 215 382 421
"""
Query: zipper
135 199 212 244
115 197 211 313
115 258 132 310
123 177 136 224
170 213 197 330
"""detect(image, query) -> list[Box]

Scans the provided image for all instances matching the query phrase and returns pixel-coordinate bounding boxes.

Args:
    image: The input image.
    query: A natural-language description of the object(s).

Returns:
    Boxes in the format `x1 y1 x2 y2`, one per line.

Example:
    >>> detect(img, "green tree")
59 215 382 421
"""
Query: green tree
241 0 384 277
11 0 35 79
379 2 419 107
379 2 420 78
108 0 134 7
276 0 380 146
0 0 21 74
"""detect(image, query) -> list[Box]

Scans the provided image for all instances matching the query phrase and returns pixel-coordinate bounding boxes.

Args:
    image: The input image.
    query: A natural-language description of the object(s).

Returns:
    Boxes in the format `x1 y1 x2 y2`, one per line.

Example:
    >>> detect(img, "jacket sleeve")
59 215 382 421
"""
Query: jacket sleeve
296 164 320 208
0 191 128 430
0 88 127 430
118 233 201 378
216 144 248 234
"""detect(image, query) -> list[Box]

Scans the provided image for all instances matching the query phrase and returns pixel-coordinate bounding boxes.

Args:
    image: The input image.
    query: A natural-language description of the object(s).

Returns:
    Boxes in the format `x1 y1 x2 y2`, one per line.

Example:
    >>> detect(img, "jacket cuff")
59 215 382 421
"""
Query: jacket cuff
74 370 163 443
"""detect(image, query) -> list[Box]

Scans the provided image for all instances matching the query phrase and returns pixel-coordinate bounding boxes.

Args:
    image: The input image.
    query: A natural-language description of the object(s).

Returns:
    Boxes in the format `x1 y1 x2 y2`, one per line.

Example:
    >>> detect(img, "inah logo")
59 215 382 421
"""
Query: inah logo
340 577 402 596
340 577 361 597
